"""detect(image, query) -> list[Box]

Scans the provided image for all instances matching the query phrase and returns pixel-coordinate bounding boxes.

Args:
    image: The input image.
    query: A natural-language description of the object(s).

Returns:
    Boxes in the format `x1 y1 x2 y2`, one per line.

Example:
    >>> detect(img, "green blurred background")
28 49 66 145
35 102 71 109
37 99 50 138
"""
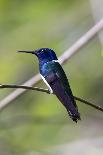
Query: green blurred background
0 0 103 155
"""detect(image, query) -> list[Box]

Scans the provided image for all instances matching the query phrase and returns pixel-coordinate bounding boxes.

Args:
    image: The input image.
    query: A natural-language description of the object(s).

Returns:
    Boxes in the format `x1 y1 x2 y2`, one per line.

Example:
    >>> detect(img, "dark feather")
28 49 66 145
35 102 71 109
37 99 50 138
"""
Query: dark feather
44 62 81 122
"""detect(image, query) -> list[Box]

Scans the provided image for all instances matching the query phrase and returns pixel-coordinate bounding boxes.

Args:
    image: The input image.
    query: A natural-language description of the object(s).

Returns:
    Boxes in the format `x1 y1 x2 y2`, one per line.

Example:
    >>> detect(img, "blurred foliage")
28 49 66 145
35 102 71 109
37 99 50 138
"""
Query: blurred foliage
0 0 103 155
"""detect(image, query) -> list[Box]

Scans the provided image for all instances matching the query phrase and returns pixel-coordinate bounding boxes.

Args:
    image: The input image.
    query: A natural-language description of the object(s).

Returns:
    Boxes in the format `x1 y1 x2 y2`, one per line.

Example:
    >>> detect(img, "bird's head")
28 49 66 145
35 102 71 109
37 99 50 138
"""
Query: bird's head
18 48 58 63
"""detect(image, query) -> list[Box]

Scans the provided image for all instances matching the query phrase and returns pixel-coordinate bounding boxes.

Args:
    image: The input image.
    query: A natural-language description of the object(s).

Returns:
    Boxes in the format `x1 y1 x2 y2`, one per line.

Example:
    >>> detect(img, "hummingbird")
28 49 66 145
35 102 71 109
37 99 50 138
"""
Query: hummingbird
18 48 81 122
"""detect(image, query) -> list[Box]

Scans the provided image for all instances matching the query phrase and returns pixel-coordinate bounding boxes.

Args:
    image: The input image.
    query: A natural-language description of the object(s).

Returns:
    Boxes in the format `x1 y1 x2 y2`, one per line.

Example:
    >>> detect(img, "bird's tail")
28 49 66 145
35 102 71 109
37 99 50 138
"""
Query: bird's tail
56 92 81 122
66 102 81 123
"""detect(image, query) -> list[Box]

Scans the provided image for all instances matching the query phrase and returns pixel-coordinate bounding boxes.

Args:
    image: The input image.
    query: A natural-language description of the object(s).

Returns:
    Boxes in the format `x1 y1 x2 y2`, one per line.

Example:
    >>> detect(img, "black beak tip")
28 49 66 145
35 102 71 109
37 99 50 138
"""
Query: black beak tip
17 50 38 56
17 50 35 54
17 51 22 53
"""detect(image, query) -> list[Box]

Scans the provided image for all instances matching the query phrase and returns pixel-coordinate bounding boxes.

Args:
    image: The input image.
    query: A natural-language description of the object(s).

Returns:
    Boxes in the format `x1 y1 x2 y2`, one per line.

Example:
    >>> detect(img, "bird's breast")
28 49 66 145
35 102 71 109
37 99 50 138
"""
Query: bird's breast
40 61 55 77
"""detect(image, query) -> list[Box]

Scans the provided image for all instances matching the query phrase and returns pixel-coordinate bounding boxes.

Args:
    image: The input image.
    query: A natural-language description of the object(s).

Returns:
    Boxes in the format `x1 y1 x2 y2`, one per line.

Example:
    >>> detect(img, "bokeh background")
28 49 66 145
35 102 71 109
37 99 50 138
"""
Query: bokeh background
0 0 103 155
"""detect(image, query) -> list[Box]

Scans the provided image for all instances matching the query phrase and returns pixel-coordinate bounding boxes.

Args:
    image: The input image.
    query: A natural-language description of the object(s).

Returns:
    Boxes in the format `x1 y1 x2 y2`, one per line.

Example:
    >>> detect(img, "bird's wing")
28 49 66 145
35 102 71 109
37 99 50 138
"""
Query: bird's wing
45 62 80 122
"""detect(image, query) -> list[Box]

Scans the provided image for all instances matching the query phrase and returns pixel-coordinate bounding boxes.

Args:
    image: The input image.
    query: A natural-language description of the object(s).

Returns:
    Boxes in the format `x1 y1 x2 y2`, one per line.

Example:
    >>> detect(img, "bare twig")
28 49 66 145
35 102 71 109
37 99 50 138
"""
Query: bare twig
0 84 50 94
74 96 103 112
0 19 103 110
0 74 41 109
0 84 103 112
58 19 103 64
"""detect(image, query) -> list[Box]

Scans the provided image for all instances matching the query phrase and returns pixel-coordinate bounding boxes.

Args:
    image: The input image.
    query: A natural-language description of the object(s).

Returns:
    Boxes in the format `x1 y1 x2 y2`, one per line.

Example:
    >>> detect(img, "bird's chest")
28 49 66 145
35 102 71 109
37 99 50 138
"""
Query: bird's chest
40 62 54 77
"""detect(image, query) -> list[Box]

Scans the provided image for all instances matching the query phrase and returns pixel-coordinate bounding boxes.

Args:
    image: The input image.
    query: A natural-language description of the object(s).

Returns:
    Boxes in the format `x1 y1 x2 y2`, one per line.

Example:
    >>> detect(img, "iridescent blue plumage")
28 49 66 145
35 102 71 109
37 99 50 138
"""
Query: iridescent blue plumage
18 48 81 122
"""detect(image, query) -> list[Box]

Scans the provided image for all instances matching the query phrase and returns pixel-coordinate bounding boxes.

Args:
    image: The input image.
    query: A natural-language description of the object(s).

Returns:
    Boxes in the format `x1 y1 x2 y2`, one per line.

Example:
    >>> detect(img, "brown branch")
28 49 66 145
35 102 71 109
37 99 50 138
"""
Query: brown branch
0 84 50 94
0 84 103 112
74 96 103 112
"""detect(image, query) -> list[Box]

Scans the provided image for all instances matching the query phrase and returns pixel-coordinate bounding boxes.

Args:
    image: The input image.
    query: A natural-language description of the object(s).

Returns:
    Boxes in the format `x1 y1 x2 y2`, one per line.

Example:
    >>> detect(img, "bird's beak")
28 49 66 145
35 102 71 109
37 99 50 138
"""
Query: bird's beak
17 50 34 54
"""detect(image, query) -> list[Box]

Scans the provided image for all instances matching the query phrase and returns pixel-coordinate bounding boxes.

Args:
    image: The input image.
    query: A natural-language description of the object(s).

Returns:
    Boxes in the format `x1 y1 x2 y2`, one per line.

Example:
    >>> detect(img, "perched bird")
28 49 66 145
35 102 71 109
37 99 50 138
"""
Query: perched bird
18 48 81 122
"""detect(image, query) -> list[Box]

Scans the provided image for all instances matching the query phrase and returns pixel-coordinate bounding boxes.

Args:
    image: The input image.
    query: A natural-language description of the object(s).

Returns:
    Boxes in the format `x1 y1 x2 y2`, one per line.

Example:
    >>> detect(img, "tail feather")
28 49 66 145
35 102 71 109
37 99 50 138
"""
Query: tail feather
63 97 81 122
67 109 81 123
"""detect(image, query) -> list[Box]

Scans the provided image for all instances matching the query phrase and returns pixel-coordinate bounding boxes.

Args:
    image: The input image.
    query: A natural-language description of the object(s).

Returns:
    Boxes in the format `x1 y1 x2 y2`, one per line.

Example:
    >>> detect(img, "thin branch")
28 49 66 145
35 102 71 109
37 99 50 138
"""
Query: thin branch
58 19 103 64
0 74 41 110
0 84 50 94
74 96 103 112
0 84 103 112
0 19 103 110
